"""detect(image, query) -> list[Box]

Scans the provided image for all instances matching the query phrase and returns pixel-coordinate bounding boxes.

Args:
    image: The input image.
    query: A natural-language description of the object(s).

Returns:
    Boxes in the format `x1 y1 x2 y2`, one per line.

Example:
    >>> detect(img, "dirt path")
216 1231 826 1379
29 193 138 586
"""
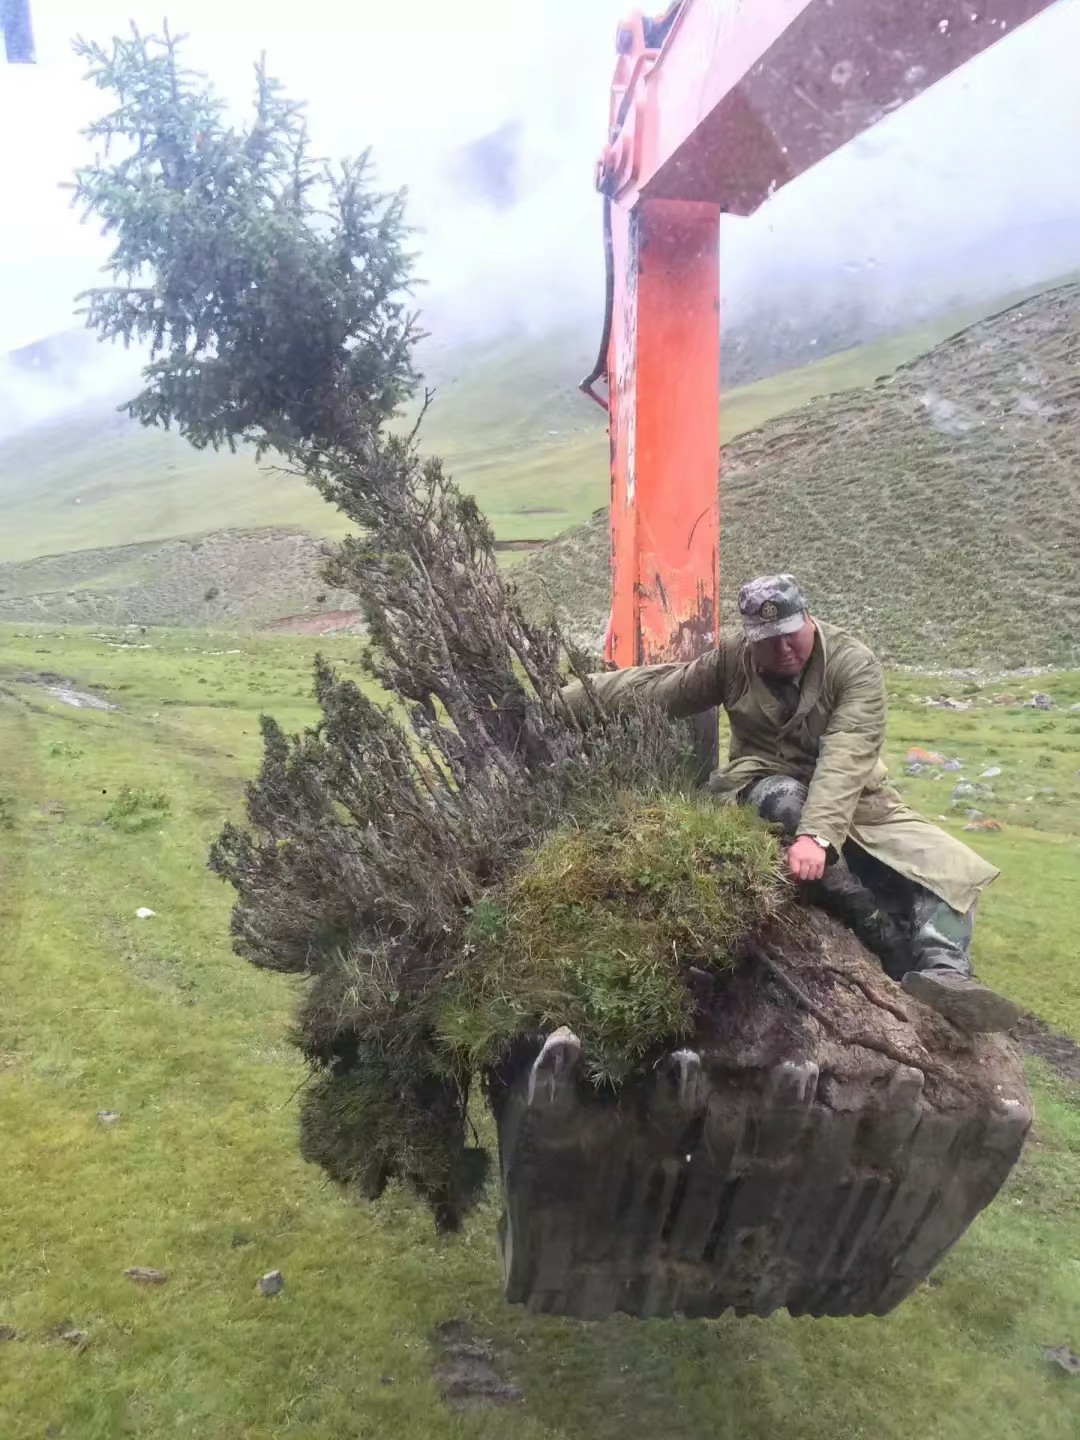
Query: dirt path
1015 1013 1080 1087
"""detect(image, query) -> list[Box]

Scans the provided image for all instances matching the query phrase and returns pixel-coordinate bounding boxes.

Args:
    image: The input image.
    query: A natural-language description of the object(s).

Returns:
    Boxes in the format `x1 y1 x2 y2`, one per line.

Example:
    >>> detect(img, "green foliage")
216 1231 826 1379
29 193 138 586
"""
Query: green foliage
70 23 418 459
438 796 784 1084
104 783 171 830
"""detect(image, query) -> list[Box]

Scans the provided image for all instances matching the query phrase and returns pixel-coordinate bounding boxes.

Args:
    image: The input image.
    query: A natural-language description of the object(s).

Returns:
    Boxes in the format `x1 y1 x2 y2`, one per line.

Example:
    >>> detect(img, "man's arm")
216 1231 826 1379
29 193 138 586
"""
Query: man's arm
798 652 887 853
559 644 730 721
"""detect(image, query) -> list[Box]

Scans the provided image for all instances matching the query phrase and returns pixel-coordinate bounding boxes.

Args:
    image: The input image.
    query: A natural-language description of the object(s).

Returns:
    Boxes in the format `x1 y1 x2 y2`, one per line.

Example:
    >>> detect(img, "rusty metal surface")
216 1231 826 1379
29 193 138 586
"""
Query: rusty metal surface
603 0 1060 211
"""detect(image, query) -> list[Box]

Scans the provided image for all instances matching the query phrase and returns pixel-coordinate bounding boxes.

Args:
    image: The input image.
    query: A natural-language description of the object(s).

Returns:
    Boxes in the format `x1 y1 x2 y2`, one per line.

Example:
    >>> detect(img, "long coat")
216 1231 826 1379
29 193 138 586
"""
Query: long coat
560 620 998 914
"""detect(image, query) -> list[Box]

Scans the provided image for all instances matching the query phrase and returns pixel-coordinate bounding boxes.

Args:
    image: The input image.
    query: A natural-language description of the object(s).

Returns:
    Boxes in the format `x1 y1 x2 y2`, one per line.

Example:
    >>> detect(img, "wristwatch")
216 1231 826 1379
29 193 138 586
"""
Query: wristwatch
806 835 830 850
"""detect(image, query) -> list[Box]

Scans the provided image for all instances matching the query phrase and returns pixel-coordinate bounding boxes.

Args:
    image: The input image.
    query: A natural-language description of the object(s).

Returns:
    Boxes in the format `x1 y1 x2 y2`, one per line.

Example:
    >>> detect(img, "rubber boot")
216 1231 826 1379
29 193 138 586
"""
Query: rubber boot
898 890 1019 1034
806 861 914 978
901 971 1019 1034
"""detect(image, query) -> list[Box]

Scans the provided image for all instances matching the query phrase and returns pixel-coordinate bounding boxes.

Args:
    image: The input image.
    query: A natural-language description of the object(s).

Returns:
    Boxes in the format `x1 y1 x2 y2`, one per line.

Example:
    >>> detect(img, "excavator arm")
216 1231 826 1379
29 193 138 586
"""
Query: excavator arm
587 0 1060 678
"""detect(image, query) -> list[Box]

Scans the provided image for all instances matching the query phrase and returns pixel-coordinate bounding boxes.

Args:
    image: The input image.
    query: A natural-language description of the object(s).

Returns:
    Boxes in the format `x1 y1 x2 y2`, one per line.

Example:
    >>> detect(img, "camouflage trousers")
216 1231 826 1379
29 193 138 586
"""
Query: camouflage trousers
743 776 973 980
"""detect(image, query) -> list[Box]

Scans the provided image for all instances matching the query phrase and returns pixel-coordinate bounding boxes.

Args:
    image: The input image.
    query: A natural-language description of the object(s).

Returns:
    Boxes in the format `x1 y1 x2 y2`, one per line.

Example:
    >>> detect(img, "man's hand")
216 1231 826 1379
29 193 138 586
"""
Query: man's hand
786 835 827 883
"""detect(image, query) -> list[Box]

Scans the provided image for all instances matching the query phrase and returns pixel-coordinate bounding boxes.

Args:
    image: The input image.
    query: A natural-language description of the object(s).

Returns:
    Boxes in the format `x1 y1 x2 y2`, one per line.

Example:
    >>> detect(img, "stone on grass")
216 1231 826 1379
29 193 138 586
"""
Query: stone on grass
952 782 993 803
0 1324 20 1342
135 907 157 920
97 1110 120 1125
1043 1345 1080 1376
907 747 945 765
51 1324 88 1349
941 758 963 772
124 1266 168 1284
979 767 1002 779
1029 694 1054 710
964 818 1004 832
257 1269 284 1297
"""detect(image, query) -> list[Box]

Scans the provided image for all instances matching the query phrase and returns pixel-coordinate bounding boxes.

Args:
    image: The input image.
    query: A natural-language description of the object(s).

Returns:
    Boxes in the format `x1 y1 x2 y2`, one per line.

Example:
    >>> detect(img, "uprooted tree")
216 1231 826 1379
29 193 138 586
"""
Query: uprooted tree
69 24 751 1222
73 28 1030 1293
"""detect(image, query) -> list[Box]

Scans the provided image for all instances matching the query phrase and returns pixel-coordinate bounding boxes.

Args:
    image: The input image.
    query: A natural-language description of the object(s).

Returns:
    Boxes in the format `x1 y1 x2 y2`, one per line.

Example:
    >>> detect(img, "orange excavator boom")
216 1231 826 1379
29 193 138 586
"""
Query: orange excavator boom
585 0 1060 698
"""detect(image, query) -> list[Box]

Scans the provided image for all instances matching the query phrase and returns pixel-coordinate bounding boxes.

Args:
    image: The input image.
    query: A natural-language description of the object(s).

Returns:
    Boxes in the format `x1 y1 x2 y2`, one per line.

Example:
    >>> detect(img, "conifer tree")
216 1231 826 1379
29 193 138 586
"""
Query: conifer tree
72 25 698 1228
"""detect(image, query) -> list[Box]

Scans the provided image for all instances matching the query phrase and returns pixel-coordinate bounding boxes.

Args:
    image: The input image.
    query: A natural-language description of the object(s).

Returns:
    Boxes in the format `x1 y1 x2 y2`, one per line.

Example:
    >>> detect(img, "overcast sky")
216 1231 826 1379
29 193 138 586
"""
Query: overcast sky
2 0 1079 357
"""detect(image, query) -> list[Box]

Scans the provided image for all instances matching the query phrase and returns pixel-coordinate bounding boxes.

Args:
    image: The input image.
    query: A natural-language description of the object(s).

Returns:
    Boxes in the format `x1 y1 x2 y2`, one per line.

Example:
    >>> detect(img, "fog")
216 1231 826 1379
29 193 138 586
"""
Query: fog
2 0 1080 434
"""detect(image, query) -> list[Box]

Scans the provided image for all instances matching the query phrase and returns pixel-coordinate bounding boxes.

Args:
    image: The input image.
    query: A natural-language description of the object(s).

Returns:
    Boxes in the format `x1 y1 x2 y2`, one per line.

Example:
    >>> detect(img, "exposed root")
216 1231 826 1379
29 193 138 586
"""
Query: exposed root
745 941 972 1093
819 963 912 1024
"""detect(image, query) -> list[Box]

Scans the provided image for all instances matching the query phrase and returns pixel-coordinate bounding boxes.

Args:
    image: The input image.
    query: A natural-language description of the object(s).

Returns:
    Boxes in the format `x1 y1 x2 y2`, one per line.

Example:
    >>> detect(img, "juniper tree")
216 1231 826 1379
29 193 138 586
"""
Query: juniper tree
71 24 718 1227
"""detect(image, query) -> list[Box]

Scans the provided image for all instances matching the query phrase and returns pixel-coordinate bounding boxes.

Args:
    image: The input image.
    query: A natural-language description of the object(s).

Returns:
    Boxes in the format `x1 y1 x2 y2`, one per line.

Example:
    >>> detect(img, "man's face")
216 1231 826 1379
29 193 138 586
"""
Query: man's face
751 615 817 677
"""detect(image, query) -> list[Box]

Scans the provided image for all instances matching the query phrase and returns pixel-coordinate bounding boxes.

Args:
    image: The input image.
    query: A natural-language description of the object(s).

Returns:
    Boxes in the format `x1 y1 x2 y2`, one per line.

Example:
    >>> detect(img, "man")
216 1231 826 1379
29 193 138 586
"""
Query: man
561 574 1018 1034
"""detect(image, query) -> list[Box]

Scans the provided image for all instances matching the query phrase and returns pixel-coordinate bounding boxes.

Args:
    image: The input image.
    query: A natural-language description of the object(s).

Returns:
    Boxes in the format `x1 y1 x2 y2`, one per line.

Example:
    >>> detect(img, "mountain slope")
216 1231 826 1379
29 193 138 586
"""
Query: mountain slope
0 529 355 630
2 281 1066 566
514 283 1080 669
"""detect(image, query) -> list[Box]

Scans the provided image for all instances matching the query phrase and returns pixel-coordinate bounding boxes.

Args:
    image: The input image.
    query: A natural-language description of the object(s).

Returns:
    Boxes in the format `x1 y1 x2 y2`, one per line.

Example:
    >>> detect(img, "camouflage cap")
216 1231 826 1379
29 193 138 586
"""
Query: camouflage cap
737 574 809 642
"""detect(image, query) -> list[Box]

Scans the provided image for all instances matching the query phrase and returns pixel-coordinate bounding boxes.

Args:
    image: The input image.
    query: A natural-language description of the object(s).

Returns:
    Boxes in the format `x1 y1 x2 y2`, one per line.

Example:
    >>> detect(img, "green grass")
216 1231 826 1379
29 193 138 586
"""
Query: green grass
0 626 1077 1439
440 797 783 1084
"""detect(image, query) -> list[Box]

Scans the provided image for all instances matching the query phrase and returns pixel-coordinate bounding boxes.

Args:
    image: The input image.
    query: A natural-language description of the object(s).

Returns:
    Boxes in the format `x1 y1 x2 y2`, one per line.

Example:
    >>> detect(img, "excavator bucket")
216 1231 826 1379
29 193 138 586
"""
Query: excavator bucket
488 913 1030 1320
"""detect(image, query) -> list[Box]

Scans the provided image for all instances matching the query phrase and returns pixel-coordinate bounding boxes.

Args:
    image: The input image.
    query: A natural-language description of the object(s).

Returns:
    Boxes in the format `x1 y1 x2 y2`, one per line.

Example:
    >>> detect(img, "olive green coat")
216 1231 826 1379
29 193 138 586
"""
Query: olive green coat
561 620 998 914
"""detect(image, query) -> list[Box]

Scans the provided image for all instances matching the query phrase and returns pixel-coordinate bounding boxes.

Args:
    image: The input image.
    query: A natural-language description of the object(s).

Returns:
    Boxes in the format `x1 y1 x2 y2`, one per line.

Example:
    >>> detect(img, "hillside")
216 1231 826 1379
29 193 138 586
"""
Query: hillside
2 280 1064 568
0 529 355 630
514 283 1080 670
3 281 1079 658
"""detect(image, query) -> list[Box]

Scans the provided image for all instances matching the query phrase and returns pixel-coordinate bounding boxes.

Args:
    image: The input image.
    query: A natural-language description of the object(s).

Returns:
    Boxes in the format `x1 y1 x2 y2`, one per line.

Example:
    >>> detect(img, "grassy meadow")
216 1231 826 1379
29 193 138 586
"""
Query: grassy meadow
0 625 1077 1439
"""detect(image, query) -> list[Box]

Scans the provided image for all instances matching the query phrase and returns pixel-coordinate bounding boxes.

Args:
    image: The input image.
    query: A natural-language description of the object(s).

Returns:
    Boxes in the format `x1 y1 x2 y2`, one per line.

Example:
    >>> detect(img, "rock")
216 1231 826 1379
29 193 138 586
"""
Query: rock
97 1110 120 1125
952 782 992 804
135 907 157 920
964 818 1004 832
1029 693 1054 710
230 1230 253 1248
941 758 963 772
1070 703 1080 712
1043 1345 1080 1376
0 1324 20 1342
907 747 945 765
979 767 1002 779
257 1269 284 1297
124 1266 168 1285
51 1324 88 1350
990 693 1017 706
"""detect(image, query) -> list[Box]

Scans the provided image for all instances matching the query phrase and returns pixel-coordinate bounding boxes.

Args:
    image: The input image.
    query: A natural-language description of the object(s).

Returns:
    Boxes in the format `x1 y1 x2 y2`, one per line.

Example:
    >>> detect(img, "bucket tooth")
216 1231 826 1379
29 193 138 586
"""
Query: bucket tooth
527 1026 583 1107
